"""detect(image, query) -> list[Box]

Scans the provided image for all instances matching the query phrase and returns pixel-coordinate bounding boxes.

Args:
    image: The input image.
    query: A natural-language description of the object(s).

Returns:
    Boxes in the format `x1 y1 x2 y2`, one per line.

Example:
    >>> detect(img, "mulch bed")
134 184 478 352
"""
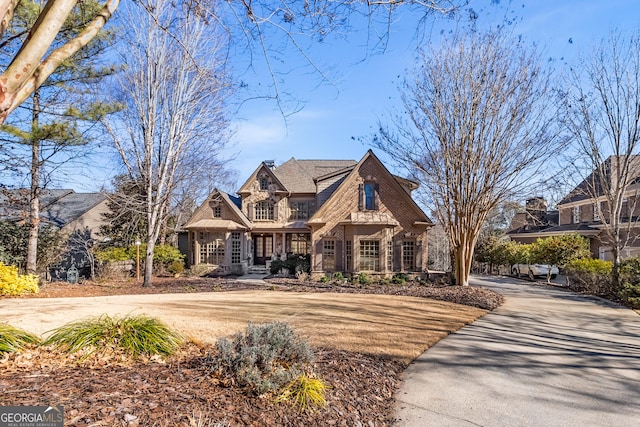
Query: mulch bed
264 277 504 310
1 276 503 426
0 344 404 426
30 277 267 299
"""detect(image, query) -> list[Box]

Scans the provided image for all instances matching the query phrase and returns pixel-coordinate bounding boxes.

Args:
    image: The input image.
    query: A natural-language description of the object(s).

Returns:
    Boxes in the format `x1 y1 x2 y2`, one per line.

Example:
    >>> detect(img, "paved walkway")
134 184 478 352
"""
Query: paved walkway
394 275 640 426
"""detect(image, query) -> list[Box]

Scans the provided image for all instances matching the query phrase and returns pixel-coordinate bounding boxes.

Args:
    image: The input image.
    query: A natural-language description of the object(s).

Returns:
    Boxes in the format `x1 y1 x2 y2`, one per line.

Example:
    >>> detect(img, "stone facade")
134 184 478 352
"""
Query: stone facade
183 150 432 278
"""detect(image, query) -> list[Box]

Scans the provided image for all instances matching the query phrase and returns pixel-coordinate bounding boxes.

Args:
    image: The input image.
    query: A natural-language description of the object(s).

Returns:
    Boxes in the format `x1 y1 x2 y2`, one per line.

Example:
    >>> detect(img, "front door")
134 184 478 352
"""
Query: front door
254 235 273 265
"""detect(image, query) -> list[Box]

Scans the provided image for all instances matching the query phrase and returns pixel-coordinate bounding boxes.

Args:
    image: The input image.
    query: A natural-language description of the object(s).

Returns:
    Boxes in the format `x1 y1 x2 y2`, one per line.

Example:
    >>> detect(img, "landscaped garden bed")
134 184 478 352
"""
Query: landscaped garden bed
1 276 503 426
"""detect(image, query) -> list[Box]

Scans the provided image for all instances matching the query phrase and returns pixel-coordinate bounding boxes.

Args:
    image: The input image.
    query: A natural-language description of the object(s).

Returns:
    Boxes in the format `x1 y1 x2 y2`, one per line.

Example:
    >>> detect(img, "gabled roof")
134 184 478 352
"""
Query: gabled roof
238 158 358 194
559 155 640 205
0 189 105 227
273 158 357 193
309 150 432 225
237 162 287 194
184 188 251 230
41 192 107 228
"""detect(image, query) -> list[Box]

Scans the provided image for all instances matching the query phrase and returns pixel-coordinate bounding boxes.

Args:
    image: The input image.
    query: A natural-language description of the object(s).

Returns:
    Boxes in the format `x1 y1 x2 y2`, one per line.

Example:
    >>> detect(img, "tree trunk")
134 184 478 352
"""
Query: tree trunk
26 90 41 275
143 238 154 287
453 238 474 286
612 245 621 292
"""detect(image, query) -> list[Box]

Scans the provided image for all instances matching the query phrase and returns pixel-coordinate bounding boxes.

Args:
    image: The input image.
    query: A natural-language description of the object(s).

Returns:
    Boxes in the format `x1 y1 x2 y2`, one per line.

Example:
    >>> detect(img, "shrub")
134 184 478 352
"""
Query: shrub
212 321 314 395
392 273 409 284
0 262 38 296
153 244 185 271
295 270 309 282
0 323 41 354
357 273 370 285
565 258 613 295
270 259 286 275
319 275 329 283
96 244 185 275
618 258 640 308
271 255 311 276
332 272 344 282
276 374 329 412
96 246 130 262
168 260 185 275
44 314 183 358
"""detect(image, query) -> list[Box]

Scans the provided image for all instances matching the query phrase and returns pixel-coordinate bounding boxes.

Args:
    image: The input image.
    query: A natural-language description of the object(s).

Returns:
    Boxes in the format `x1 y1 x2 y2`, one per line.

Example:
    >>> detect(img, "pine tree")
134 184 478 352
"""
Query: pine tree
0 0 118 274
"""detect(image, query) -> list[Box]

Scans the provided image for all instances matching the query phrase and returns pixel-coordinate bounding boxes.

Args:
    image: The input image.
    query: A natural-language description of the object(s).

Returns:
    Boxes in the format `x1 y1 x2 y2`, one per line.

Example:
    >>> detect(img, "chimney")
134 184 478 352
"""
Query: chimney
264 160 275 169
525 197 547 225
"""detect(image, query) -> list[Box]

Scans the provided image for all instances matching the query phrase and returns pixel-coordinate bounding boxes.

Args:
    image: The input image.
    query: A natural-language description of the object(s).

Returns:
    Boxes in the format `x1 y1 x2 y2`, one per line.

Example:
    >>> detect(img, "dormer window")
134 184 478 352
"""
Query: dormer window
259 177 269 190
213 206 222 218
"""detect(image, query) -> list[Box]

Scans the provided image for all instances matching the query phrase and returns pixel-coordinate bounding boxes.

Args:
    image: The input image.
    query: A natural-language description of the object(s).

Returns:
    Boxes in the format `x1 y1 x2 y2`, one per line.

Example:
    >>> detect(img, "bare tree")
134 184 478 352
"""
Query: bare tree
106 1 232 287
375 28 560 286
562 31 640 287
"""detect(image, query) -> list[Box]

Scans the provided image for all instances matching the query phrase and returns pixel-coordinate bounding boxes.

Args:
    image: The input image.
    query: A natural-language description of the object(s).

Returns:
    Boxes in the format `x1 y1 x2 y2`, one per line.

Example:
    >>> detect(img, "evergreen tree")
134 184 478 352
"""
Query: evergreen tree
0 0 118 274
99 175 147 248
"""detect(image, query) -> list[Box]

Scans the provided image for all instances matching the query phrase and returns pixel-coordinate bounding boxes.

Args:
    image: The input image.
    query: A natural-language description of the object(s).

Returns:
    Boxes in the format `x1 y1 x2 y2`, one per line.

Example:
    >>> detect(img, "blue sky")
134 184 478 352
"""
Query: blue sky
225 0 640 191
58 0 640 194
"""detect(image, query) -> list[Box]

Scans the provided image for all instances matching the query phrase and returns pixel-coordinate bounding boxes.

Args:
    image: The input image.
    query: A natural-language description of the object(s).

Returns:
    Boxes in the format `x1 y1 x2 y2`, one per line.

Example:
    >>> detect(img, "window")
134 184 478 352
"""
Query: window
290 201 314 220
231 232 241 264
345 240 352 271
213 206 222 218
365 183 376 210
255 201 274 220
288 233 310 254
199 232 225 265
323 239 336 271
572 206 580 224
593 202 600 221
387 241 393 271
359 240 380 271
259 177 269 190
403 241 415 271
360 182 379 211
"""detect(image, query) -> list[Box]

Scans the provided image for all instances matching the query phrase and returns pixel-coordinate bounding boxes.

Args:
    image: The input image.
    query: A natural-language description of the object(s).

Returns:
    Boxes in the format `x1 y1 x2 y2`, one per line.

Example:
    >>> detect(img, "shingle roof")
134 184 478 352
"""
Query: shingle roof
40 192 107 227
272 158 356 193
559 155 640 205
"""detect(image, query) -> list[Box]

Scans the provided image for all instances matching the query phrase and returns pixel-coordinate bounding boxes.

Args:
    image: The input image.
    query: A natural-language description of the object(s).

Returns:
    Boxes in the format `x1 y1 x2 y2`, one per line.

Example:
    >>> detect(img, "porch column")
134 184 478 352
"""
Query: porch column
282 232 286 256
194 232 200 264
272 232 276 258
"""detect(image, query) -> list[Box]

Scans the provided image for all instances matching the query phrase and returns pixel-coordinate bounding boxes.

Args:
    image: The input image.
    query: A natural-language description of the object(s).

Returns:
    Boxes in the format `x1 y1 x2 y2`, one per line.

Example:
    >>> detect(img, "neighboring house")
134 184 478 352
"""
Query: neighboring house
183 150 433 278
507 197 560 244
508 156 640 260
0 188 109 236
0 188 109 279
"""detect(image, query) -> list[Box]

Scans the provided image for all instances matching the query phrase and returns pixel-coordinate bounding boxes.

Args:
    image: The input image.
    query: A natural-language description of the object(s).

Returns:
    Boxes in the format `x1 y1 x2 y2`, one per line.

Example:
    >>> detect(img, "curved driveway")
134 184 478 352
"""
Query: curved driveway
394 276 640 426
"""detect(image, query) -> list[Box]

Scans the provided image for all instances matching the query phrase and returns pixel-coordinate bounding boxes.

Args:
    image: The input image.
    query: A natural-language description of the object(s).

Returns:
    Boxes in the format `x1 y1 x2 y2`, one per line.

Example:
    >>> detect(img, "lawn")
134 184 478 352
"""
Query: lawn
0 278 498 425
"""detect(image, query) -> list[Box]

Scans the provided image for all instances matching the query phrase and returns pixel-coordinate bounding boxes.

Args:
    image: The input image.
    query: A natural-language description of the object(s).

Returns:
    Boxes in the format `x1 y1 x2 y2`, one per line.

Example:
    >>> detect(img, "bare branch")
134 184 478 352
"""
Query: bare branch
375 27 560 286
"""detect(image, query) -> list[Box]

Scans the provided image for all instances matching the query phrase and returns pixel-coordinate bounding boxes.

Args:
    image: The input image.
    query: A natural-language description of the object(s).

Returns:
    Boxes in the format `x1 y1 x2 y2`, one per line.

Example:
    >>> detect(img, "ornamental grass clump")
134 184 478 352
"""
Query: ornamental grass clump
0 323 41 354
276 373 329 413
44 314 183 358
0 262 38 296
212 321 314 395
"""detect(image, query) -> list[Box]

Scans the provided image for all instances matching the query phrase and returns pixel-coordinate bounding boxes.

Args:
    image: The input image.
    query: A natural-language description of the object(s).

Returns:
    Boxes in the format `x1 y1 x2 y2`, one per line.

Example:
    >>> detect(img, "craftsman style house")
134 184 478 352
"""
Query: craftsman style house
508 155 640 260
183 150 433 278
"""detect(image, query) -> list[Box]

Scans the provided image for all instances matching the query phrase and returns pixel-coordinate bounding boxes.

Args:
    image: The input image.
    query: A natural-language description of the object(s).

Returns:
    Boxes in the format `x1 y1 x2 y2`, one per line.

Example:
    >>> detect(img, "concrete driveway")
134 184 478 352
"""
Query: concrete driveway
394 275 640 427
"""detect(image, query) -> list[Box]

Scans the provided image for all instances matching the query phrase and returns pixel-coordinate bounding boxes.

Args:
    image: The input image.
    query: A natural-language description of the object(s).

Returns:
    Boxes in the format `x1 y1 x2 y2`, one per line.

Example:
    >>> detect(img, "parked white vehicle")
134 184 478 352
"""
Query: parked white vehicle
511 264 559 281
